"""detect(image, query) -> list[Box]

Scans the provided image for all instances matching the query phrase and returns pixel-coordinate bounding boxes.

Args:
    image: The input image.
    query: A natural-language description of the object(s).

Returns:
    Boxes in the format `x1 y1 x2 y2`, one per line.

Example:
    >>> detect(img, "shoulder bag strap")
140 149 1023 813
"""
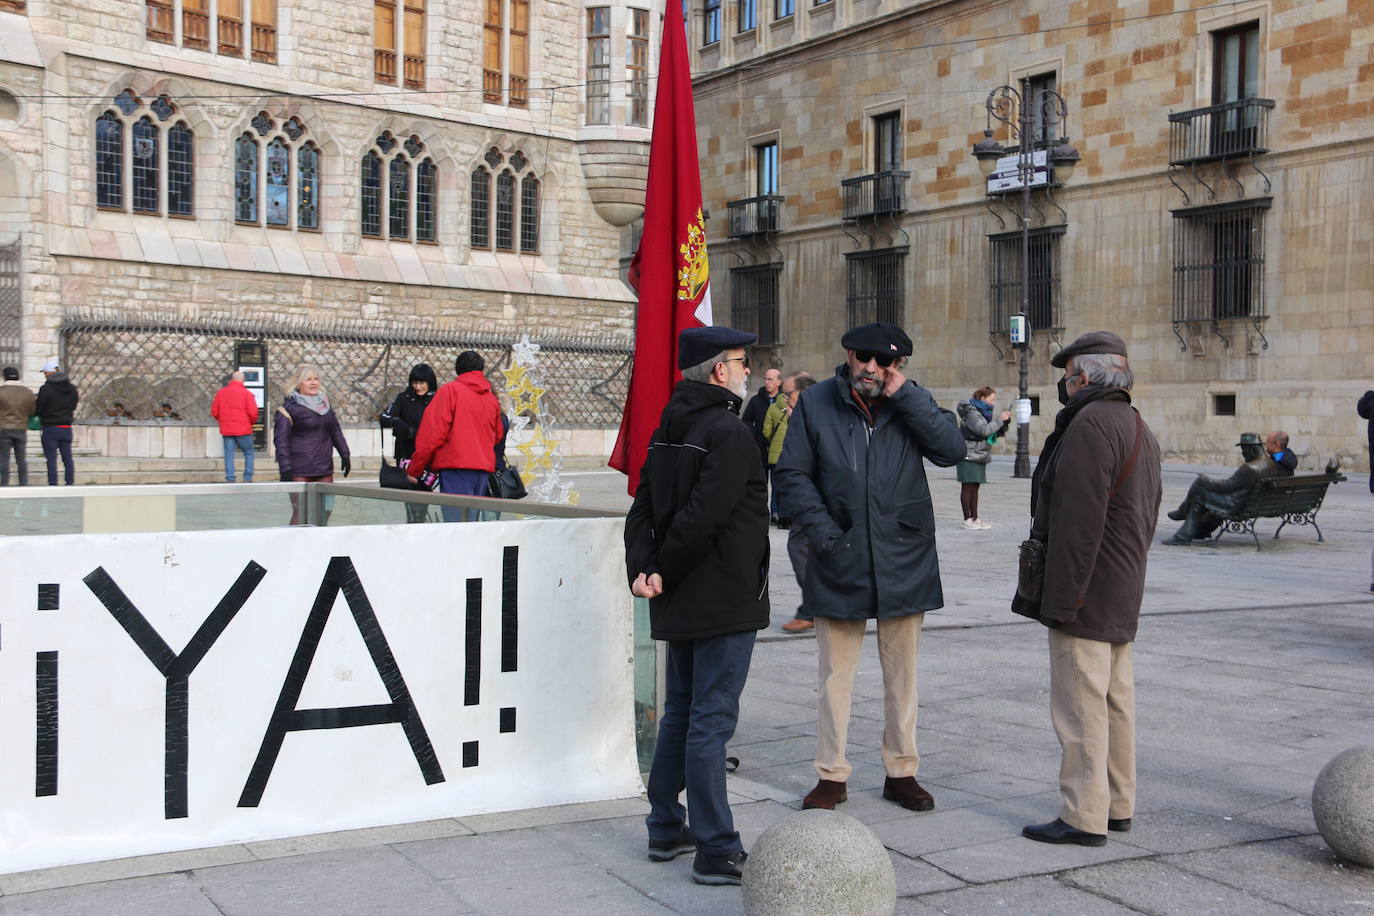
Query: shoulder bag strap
1109 411 1145 500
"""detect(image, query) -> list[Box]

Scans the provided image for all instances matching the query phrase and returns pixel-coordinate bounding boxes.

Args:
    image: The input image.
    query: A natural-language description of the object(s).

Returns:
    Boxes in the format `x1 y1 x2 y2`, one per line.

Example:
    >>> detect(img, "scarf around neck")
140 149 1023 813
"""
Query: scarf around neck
293 391 330 415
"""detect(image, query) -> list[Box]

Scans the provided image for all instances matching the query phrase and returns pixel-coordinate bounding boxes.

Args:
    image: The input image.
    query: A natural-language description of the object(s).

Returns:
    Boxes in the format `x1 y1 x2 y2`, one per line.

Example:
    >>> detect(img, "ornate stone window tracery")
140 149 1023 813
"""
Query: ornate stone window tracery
95 90 195 218
234 112 320 230
470 147 540 254
360 132 436 243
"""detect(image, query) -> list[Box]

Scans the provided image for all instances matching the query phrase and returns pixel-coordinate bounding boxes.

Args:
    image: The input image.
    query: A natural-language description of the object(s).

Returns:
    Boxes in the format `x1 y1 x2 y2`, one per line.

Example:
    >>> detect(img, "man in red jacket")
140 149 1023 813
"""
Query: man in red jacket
210 371 261 482
408 351 503 519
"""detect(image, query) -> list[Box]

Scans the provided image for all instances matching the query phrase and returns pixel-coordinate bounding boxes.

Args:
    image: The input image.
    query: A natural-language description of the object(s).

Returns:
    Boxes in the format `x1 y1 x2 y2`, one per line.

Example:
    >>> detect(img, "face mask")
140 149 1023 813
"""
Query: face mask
1057 376 1072 406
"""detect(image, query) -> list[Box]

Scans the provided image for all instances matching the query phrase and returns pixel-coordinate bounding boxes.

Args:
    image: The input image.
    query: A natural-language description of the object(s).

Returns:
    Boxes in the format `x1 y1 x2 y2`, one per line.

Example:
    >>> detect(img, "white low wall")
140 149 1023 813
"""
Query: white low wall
0 517 640 874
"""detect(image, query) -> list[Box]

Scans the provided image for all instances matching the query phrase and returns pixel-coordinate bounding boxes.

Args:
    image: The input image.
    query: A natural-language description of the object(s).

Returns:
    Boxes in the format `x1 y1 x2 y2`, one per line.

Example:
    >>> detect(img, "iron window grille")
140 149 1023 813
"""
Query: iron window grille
1171 198 1270 324
844 247 906 328
730 264 782 347
726 195 783 238
0 241 19 370
986 226 1064 335
841 170 909 220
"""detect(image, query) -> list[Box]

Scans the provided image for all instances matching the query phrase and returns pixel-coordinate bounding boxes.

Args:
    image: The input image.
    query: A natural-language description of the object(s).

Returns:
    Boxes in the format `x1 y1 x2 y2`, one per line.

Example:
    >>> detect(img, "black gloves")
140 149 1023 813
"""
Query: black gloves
340 455 351 478
280 471 292 482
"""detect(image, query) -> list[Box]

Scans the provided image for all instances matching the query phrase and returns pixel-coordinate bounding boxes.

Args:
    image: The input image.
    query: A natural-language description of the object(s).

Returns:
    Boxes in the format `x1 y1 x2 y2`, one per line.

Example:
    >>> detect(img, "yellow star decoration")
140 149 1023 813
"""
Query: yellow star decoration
502 364 547 416
513 432 556 475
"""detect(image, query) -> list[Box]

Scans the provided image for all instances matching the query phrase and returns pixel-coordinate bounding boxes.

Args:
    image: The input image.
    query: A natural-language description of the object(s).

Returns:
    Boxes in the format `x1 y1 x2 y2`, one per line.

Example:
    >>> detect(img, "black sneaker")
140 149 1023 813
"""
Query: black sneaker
647 826 695 862
691 849 747 885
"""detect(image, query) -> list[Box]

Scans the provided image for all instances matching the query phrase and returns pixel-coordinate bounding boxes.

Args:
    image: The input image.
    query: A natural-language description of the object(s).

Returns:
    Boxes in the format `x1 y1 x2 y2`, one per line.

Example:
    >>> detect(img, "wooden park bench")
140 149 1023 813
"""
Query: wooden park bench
1203 471 1347 550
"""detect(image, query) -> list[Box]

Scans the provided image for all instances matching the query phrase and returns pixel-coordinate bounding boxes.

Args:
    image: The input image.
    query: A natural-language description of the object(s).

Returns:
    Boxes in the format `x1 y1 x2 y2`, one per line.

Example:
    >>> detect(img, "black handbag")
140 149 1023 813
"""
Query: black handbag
379 461 432 491
1016 537 1047 603
488 465 527 500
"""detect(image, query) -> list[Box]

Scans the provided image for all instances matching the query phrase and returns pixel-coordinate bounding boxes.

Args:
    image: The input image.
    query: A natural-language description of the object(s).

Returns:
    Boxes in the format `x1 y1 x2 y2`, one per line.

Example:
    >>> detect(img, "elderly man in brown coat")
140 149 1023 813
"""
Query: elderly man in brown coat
1013 331 1162 847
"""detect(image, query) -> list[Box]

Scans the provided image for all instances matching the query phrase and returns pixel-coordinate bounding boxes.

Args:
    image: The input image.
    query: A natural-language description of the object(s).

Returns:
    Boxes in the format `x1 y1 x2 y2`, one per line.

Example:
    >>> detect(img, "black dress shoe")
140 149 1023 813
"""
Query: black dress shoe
1107 817 1132 832
1167 507 1187 521
1022 818 1106 847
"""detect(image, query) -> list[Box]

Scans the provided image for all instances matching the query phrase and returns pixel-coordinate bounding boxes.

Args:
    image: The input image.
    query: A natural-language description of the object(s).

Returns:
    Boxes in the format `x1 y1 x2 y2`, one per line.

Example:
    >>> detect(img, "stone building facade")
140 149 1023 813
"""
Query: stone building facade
0 0 656 446
685 0 1374 469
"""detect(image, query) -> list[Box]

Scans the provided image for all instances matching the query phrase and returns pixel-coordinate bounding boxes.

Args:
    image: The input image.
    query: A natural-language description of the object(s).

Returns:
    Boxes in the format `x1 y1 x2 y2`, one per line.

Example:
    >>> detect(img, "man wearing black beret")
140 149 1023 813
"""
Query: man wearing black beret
774 321 966 813
624 324 770 886
1014 330 1162 847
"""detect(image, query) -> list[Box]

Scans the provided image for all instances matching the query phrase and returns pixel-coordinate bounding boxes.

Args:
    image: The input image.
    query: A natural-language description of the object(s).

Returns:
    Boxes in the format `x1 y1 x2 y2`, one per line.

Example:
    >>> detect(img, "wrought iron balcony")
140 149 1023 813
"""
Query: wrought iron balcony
841 170 909 220
1168 98 1275 166
726 194 783 238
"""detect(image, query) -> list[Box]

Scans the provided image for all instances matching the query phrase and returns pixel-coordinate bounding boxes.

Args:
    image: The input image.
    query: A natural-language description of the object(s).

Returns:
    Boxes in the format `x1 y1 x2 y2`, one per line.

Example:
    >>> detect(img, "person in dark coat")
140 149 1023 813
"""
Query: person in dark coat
741 367 781 465
624 325 769 887
1014 331 1162 848
773 321 966 814
1161 430 1295 545
380 363 438 523
1360 391 1374 592
35 359 79 486
274 364 350 524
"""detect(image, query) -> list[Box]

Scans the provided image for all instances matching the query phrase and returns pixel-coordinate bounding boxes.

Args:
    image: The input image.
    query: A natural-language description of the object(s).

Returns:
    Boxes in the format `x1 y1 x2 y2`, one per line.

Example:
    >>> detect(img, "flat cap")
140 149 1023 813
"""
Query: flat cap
1051 330 1128 368
840 322 912 357
678 325 757 370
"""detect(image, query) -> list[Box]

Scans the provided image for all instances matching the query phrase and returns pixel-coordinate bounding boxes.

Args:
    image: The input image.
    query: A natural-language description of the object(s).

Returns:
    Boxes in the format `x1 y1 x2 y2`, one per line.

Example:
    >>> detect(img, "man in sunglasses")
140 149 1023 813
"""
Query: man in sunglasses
774 321 966 813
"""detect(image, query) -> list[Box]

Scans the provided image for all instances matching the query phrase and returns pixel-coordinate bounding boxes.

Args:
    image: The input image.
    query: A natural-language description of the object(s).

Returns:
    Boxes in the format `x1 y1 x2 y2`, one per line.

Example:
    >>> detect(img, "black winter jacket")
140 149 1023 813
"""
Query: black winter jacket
741 387 775 466
381 388 436 460
35 374 79 426
1359 391 1374 493
774 366 966 620
624 380 770 641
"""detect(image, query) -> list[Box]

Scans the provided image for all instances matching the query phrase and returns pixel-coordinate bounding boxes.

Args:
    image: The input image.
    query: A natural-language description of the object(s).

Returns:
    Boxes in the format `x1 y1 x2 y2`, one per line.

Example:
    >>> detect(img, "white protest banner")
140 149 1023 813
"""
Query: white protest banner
0 517 641 874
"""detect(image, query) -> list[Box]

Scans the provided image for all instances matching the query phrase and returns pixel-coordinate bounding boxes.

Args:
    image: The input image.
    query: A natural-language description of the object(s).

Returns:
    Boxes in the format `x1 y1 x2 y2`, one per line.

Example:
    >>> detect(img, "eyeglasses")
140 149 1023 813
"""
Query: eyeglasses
722 355 750 369
852 350 897 368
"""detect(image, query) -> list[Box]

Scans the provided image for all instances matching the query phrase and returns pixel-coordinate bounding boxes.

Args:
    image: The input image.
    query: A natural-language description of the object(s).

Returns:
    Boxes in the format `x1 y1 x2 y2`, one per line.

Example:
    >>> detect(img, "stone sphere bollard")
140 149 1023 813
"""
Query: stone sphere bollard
1312 746 1374 868
742 809 896 916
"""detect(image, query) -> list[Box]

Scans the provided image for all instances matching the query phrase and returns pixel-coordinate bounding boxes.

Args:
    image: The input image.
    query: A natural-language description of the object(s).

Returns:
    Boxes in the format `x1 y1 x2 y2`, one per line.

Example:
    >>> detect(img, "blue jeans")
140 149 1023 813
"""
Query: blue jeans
223 434 255 481
41 426 74 486
437 468 489 522
646 630 756 857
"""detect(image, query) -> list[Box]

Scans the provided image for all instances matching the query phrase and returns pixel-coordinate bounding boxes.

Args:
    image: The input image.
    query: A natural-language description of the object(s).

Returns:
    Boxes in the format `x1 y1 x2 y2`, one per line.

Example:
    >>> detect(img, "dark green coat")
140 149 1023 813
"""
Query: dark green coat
773 367 966 620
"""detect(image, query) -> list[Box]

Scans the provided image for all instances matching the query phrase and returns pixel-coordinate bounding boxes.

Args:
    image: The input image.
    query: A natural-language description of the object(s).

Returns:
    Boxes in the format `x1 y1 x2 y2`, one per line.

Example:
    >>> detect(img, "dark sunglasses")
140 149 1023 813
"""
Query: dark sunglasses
853 349 897 368
723 355 750 369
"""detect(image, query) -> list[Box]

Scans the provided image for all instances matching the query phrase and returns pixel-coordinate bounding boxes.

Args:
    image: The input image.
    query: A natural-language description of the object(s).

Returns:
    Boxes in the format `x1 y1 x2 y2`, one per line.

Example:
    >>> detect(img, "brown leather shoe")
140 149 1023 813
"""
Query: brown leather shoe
882 776 934 811
802 779 847 809
781 618 814 633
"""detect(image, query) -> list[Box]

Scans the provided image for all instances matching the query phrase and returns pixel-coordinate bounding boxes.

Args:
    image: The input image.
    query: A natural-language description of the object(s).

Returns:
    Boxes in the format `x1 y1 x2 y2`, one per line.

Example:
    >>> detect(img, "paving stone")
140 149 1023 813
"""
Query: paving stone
903 874 1136 914
1063 857 1303 915
439 864 669 915
0 873 223 916
392 828 587 881
0 844 256 895
921 835 1153 884
1101 808 1294 854
1162 836 1374 916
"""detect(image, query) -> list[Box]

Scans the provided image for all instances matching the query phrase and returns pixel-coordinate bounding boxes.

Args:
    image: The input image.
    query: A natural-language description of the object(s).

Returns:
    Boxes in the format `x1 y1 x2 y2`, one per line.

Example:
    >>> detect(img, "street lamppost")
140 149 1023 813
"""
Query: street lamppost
972 79 1080 479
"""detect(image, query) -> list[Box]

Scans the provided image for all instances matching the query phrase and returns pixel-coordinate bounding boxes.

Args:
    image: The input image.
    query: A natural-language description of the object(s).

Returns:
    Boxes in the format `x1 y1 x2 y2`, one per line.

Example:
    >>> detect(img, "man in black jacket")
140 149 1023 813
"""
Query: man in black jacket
35 359 79 486
774 322 966 814
1161 430 1296 545
624 325 769 887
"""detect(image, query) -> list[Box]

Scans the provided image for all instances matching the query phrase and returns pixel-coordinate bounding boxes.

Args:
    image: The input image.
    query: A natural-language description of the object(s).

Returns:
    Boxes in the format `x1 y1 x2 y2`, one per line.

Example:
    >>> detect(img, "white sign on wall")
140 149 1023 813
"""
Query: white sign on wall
0 518 641 875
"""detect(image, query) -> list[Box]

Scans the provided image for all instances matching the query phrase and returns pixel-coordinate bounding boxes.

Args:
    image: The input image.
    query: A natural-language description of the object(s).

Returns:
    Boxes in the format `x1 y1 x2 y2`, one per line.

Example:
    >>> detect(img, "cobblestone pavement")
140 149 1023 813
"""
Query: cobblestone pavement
2 458 1372 914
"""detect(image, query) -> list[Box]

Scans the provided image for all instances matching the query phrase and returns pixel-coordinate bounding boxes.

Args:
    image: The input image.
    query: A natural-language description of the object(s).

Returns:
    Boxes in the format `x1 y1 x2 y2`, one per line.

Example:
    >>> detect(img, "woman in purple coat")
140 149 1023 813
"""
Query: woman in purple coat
274 365 350 524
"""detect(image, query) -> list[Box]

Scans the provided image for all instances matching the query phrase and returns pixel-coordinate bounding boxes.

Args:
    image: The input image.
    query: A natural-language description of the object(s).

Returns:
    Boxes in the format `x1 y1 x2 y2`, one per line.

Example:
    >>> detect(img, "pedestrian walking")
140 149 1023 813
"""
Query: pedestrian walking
380 363 438 523
0 366 35 486
273 365 350 525
774 321 966 813
211 371 261 482
955 386 1011 529
407 351 502 522
35 359 79 486
742 368 781 482
624 326 769 887
774 373 818 633
1014 331 1162 848
1359 389 1374 593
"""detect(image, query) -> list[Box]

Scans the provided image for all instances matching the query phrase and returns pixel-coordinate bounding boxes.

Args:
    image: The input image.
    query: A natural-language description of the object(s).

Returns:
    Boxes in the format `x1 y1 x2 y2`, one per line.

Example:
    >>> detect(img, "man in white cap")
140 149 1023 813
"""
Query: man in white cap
35 360 79 486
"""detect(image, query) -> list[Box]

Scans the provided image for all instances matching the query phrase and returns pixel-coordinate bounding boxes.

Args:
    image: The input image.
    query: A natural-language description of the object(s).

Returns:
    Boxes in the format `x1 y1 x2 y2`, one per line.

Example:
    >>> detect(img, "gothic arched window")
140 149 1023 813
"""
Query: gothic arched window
469 147 540 253
234 112 322 231
360 132 436 243
94 91 195 218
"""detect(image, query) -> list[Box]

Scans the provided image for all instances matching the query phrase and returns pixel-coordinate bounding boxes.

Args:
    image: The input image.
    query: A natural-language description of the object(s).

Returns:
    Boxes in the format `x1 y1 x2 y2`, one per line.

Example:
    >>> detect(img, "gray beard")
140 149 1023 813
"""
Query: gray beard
849 374 882 399
732 378 749 400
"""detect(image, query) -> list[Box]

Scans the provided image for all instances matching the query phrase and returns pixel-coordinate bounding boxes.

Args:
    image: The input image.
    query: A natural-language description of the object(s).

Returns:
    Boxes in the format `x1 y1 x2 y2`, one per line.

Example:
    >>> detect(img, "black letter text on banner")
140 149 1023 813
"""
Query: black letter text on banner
239 556 444 807
84 562 267 819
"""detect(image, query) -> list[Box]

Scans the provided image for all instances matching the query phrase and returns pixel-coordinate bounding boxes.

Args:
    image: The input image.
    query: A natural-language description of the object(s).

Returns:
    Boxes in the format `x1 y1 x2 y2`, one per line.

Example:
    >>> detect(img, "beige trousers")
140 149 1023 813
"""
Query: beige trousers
815 614 923 781
1049 628 1136 834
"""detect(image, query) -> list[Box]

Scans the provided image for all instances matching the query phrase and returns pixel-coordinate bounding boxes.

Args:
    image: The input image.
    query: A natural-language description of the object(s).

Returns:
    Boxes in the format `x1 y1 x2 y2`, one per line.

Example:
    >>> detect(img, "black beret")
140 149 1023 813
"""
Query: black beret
840 322 912 357
1051 330 1128 368
678 325 758 370
1236 432 1262 447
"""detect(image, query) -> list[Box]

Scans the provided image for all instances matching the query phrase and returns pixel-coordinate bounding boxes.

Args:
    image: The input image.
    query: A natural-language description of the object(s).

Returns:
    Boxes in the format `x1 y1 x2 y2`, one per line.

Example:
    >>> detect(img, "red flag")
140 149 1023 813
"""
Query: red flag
608 0 713 495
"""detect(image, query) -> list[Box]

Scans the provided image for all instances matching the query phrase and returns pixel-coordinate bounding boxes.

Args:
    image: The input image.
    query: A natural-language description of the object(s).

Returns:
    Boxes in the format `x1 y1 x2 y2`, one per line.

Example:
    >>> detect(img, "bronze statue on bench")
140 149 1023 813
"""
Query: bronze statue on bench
1162 431 1296 546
